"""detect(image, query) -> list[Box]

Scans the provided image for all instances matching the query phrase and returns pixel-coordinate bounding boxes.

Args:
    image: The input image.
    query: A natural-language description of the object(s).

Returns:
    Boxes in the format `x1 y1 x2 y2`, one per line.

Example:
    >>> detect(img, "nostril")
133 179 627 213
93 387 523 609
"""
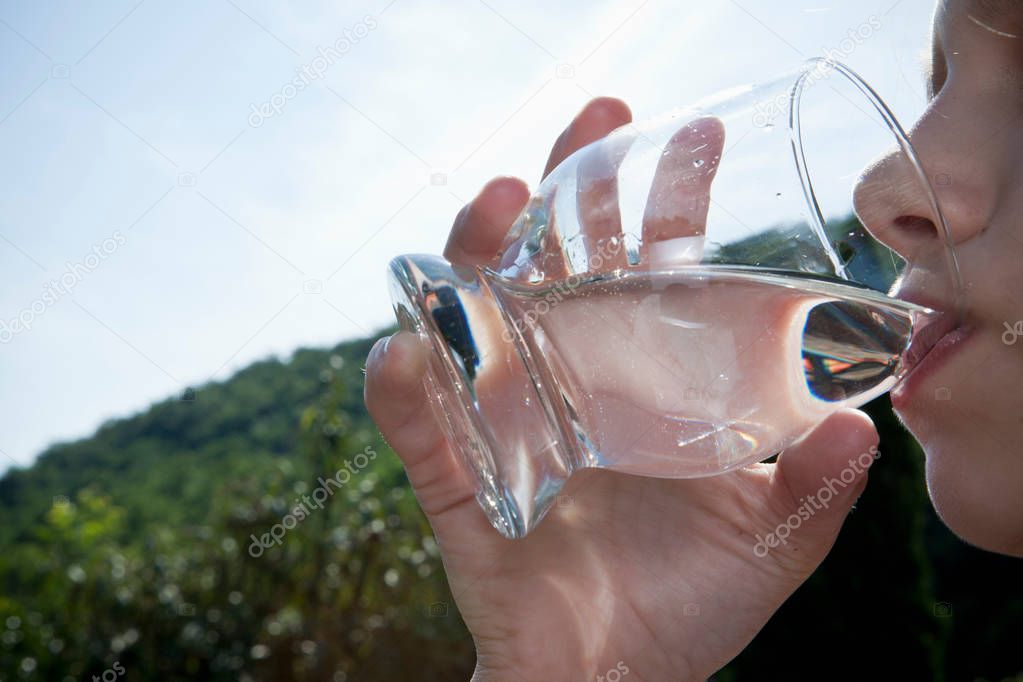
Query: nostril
892 215 938 239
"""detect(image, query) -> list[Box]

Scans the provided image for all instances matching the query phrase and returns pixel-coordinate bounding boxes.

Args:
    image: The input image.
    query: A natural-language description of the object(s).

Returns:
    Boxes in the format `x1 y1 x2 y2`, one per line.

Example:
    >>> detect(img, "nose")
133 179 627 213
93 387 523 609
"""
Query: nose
852 94 996 262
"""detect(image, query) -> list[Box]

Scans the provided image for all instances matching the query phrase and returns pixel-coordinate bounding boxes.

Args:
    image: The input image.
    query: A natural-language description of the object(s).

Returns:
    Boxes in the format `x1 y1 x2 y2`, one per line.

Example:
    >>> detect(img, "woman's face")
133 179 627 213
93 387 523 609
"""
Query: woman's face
854 0 1023 556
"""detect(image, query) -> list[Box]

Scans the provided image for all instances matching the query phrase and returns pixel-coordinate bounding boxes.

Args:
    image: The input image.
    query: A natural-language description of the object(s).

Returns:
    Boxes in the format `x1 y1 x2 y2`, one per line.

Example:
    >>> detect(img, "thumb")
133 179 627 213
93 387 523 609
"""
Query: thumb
765 409 879 569
364 330 495 546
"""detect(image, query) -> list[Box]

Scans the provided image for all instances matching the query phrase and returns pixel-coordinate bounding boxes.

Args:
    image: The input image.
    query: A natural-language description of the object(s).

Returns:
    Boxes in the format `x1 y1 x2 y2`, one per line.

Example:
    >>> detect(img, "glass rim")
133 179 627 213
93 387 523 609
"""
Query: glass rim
790 56 966 323
487 57 966 325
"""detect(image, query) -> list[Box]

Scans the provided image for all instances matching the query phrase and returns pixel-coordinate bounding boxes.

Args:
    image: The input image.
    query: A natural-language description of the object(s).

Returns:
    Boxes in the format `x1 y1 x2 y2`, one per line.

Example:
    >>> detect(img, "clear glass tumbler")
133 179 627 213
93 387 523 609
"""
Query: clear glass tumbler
388 58 964 539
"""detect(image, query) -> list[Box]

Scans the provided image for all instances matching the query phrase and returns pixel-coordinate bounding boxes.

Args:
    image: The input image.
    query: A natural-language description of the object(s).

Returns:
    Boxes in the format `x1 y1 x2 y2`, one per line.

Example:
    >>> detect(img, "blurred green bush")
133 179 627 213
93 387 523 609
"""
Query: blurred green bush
0 333 1018 681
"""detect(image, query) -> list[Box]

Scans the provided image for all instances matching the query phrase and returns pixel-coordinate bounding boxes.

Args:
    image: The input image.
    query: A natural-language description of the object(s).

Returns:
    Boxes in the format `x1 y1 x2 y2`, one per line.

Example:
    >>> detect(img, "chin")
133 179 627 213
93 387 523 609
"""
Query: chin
896 381 1023 558
923 437 1023 557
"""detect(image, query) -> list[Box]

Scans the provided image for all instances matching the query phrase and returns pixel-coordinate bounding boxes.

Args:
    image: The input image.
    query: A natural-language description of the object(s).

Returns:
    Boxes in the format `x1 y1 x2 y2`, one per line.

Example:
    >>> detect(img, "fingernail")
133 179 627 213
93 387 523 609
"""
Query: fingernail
368 335 391 367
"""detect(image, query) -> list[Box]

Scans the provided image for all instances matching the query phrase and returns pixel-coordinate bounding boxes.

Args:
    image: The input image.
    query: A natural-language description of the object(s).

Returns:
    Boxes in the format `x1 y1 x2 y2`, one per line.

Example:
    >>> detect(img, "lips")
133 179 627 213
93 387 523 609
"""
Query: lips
902 310 960 372
890 291 974 408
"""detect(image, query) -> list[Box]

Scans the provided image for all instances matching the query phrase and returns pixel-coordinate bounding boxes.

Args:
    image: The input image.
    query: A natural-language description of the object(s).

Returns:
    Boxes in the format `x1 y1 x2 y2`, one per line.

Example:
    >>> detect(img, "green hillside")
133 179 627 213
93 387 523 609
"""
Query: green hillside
0 330 1018 680
0 337 384 546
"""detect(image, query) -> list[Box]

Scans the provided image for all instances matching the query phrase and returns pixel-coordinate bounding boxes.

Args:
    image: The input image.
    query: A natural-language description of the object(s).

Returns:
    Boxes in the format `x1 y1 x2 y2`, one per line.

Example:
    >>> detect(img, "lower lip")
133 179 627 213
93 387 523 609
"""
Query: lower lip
891 325 976 409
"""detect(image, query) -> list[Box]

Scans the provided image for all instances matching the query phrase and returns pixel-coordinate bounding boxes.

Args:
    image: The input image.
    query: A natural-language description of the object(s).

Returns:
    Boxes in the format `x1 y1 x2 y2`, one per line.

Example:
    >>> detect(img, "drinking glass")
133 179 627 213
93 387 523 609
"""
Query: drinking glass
387 58 964 538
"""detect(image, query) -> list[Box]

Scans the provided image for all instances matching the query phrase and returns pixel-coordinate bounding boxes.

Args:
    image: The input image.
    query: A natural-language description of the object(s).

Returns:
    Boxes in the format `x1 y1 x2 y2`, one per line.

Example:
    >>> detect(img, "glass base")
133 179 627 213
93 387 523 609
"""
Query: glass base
387 255 574 539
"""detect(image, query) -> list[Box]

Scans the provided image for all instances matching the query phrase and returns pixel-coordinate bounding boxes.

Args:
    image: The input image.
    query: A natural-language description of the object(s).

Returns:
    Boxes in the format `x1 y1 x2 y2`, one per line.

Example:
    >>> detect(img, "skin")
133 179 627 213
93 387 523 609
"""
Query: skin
881 0 1023 557
365 1 1021 678
366 99 878 681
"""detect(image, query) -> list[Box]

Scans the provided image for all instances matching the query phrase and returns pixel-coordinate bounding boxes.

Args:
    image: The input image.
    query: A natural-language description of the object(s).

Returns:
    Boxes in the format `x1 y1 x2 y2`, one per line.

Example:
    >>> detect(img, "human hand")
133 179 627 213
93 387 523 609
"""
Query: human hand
365 98 879 681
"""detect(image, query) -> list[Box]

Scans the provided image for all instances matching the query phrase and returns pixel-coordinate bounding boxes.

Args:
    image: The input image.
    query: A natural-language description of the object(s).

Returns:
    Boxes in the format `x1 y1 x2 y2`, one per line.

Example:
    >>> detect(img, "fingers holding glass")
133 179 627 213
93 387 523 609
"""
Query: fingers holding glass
575 129 635 271
641 116 726 266
445 176 530 267
543 97 633 179
499 98 634 277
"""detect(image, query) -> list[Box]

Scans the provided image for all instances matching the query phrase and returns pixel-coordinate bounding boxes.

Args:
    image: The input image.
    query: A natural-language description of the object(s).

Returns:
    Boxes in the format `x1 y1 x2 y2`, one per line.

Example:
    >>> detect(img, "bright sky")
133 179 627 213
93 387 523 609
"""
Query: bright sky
0 0 936 470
